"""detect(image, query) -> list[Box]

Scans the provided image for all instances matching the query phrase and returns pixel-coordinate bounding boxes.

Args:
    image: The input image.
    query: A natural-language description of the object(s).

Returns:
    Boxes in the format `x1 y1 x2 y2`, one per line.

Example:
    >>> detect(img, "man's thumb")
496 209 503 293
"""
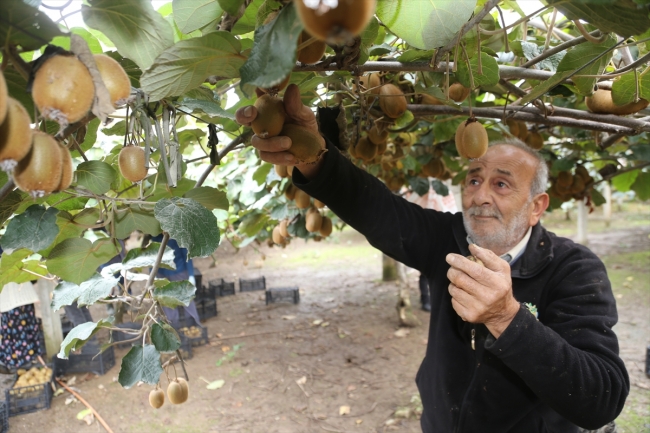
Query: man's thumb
283 84 304 117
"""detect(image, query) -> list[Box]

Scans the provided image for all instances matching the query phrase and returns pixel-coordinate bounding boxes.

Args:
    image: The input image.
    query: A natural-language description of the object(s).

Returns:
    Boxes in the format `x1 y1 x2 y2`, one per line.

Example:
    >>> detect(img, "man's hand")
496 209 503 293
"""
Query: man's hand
445 243 520 339
235 84 325 179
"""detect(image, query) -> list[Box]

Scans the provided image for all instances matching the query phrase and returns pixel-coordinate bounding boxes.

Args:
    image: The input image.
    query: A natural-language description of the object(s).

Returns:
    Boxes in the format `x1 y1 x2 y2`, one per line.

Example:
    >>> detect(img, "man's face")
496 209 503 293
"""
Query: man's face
461 145 544 255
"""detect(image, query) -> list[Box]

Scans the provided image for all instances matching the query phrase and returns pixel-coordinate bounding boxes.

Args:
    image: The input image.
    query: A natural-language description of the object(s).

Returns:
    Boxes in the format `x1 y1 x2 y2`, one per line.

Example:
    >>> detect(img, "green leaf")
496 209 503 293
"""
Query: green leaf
0 205 59 254
556 35 617 96
58 318 113 359
629 144 650 161
253 164 272 185
0 249 48 286
118 345 163 388
218 0 245 15
51 281 85 311
153 280 196 308
183 187 229 210
518 70 575 106
408 177 430 196
456 52 500 88
40 208 100 258
104 242 176 274
76 161 117 195
398 49 435 63
611 71 650 105
82 0 175 70
147 178 196 203
114 205 162 239
154 197 221 258
47 238 120 284
71 118 101 158
150 323 181 352
77 273 120 307
376 0 476 50
431 179 450 196
631 171 650 200
140 32 246 101
45 194 90 212
239 3 302 95
517 41 565 72
3 66 35 121
0 190 24 227
590 188 606 207
611 169 639 192
0 0 64 50
231 0 265 35
173 0 223 34
394 110 415 129
547 0 650 37
178 98 236 120
50 27 103 54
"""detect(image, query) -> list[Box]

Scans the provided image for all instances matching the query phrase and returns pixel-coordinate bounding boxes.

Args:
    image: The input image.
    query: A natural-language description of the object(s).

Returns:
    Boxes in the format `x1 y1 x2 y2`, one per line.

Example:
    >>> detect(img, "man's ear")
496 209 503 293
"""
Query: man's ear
529 193 549 226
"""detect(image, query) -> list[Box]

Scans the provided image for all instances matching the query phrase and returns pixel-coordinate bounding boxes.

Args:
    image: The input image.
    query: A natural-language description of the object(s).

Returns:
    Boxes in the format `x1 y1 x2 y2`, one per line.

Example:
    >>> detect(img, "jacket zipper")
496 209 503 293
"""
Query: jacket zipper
455 325 479 433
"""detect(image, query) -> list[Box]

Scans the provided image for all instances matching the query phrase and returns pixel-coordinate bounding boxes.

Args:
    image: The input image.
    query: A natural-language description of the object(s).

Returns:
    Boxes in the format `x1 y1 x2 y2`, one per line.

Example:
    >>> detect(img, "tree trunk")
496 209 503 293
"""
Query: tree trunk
577 197 589 245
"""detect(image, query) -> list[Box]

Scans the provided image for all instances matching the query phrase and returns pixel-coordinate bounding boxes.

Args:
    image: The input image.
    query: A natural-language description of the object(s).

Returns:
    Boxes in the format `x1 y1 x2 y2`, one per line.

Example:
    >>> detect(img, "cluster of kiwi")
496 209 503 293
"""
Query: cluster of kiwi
505 119 544 150
149 377 189 409
272 184 333 246
0 71 73 197
13 366 53 390
548 165 595 202
586 89 649 115
416 82 471 106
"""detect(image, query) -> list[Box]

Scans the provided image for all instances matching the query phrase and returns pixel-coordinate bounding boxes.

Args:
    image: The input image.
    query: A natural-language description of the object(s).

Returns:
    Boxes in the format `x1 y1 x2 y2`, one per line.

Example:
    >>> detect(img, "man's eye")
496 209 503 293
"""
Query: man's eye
497 181 507 188
469 179 479 185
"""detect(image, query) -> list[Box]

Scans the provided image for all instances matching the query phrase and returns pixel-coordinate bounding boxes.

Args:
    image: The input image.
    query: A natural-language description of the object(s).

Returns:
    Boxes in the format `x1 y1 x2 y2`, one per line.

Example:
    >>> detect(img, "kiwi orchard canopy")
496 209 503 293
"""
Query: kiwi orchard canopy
0 0 649 399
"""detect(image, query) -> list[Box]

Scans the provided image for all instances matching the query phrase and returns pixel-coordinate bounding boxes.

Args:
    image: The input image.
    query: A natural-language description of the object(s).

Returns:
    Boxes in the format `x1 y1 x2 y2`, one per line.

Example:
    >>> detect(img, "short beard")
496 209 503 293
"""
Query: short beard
462 201 531 253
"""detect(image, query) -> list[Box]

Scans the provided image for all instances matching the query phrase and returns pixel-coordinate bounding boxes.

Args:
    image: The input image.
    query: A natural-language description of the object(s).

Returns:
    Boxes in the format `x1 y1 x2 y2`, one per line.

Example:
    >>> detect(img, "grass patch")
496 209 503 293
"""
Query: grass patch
616 390 650 433
602 251 650 303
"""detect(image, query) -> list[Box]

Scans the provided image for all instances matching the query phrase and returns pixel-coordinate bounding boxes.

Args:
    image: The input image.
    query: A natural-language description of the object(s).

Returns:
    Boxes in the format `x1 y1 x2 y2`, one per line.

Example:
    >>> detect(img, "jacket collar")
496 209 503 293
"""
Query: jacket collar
451 213 554 279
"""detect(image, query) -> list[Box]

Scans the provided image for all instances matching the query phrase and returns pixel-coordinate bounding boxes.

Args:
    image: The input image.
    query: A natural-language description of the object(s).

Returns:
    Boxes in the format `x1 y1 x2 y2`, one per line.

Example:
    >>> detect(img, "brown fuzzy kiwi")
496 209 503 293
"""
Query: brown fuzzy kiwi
32 54 95 126
556 171 573 189
294 188 311 209
275 164 289 178
280 123 326 163
13 131 63 197
56 142 74 192
569 175 586 195
376 139 387 155
149 389 165 409
314 199 325 209
0 69 7 125
279 219 290 238
516 121 528 141
379 83 407 119
177 378 189 403
455 120 488 159
355 136 378 162
386 175 405 192
260 74 291 95
525 131 544 150
357 73 382 102
421 158 445 178
297 31 327 64
586 89 649 115
348 141 358 159
574 165 591 183
448 83 470 102
467 255 485 267
419 93 443 105
93 54 131 107
252 94 286 138
319 216 333 237
0 97 34 172
118 145 148 183
284 183 297 200
272 225 286 245
305 207 323 232
167 380 185 405
367 124 388 145
295 0 377 44
505 119 519 138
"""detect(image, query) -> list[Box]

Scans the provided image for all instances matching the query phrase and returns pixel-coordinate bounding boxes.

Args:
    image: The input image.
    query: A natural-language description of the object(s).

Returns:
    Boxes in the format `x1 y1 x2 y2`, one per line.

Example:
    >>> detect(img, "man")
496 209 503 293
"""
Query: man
235 84 629 432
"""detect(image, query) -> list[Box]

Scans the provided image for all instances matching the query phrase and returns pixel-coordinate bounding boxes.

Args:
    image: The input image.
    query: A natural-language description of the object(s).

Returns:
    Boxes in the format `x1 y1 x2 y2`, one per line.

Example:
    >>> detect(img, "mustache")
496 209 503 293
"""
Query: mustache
465 206 502 220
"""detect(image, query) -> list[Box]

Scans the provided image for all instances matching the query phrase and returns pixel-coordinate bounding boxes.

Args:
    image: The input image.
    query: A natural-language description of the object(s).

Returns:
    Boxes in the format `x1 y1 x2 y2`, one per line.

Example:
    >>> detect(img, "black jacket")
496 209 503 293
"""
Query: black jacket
293 141 629 433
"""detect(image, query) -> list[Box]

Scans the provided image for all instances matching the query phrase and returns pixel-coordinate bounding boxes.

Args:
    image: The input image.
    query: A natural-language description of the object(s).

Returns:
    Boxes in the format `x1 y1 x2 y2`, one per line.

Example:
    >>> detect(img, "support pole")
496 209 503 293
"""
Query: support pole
34 278 63 359
603 182 612 228
577 198 589 245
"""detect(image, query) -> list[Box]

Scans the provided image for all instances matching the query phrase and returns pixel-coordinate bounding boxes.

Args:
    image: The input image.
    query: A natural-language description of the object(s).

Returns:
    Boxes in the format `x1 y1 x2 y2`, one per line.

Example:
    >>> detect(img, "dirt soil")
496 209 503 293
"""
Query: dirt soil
6 225 650 433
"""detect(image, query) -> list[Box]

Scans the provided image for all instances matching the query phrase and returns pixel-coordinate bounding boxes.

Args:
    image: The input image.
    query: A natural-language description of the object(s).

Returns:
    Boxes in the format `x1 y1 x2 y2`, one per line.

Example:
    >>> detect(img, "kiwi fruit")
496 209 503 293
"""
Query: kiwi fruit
586 89 649 115
376 139 387 156
295 0 377 44
177 378 189 403
448 83 470 103
357 73 382 102
294 188 311 209
419 93 443 105
386 175 405 192
297 31 327 65
367 124 388 145
32 54 95 126
167 380 185 405
0 97 33 172
13 131 63 197
280 123 326 163
0 69 7 125
149 389 165 409
355 136 378 162
275 164 289 178
279 219 290 238
570 175 586 195
94 54 131 108
305 207 323 232
379 84 407 119
525 131 544 150
260 74 291 95
118 145 148 183
272 225 287 245
314 199 325 209
251 94 286 138
319 216 333 237
575 165 591 183
421 158 444 178
516 121 528 141
505 119 519 137
348 141 358 159
556 171 573 189
56 142 74 192
455 119 488 159
284 183 297 200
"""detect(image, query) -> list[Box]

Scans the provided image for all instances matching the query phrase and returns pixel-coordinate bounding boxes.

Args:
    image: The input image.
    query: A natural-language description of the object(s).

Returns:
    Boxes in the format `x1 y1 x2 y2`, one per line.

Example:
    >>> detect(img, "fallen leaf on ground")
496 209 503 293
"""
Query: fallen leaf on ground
282 315 296 320
356 419 363 425
206 379 225 390
394 328 410 338
312 319 323 326
339 405 350 416
76 408 92 420
296 376 307 385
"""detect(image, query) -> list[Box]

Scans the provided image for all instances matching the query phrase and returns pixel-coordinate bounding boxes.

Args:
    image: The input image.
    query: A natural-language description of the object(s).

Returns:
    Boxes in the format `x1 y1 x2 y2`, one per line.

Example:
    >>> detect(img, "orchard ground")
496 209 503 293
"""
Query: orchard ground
9 204 650 433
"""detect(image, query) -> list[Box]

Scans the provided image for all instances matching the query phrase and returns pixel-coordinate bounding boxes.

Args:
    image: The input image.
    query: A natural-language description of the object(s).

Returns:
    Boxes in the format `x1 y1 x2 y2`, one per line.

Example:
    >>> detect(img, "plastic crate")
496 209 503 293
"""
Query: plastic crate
197 298 217 322
160 335 193 365
53 344 115 376
61 315 73 337
5 365 54 417
36 318 46 358
208 278 224 297
196 282 216 301
220 281 235 297
266 287 300 305
240 276 266 292
194 267 203 294
177 326 208 347
0 401 8 433
111 322 142 349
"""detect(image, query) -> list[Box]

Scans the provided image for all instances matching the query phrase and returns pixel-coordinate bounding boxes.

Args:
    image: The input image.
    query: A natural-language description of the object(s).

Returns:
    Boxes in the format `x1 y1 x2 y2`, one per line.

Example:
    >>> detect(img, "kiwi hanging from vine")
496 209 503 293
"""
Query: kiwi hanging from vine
294 0 377 44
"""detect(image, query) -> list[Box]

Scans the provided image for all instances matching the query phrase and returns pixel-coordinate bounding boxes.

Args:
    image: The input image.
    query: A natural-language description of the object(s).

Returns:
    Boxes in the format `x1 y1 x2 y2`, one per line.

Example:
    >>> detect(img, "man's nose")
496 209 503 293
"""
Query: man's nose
472 181 493 206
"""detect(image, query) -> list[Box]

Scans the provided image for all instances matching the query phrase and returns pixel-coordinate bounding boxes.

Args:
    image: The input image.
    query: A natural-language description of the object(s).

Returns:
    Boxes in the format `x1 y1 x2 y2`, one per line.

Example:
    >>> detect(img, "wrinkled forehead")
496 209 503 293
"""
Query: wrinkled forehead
467 145 539 179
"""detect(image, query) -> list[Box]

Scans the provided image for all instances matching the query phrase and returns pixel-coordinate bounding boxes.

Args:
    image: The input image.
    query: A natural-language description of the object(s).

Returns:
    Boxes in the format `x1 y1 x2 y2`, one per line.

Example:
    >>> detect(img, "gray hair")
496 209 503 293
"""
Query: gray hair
488 138 549 197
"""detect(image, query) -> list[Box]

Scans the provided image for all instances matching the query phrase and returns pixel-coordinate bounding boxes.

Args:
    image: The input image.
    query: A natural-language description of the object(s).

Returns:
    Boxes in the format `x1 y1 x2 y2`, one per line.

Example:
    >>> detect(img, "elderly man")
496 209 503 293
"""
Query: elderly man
236 84 629 433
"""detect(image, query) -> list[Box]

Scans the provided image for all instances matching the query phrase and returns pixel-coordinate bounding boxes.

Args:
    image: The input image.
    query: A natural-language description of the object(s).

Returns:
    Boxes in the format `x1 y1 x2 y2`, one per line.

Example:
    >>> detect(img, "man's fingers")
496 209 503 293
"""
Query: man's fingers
251 135 291 153
235 105 257 126
283 84 304 117
468 244 507 272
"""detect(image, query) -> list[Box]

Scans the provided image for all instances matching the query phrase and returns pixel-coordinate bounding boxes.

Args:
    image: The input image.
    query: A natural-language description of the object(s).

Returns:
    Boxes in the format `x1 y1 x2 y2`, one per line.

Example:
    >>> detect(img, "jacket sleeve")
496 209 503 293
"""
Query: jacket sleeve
485 245 629 429
292 140 455 272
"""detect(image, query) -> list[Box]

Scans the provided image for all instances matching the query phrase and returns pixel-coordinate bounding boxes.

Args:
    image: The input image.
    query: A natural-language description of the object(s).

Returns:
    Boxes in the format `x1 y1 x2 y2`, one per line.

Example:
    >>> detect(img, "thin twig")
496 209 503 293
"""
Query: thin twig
194 130 253 188
544 9 558 52
573 20 609 44
55 378 115 433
